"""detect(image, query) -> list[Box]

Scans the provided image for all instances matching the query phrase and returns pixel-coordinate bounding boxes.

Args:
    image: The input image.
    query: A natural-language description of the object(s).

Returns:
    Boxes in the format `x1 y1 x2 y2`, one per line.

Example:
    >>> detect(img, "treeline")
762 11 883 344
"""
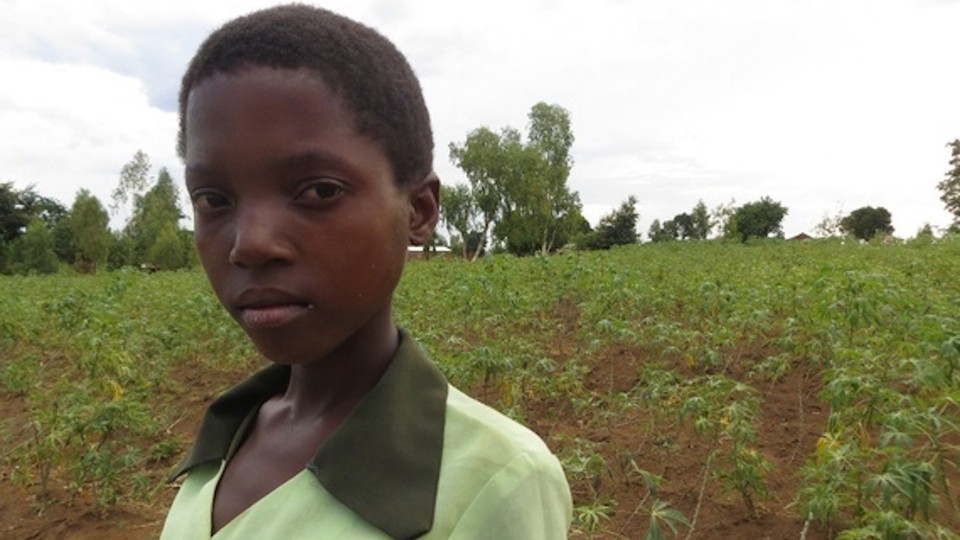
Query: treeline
580 196 901 248
4 117 957 269
0 151 193 275
441 107 960 255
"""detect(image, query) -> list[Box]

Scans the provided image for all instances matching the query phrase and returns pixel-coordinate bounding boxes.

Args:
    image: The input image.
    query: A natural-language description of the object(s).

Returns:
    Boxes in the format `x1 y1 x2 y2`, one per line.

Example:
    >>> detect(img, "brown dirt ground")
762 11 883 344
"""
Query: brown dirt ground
0 304 943 540
538 342 831 540
0 356 237 540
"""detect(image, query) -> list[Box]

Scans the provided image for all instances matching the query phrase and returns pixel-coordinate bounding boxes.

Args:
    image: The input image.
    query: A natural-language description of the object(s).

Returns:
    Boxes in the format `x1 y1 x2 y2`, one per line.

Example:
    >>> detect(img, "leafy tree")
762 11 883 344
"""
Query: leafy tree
17 185 67 230
126 167 185 266
648 219 679 243
12 218 58 274
580 196 638 250
440 184 479 258
524 103 583 254
492 136 548 254
52 218 77 264
732 197 787 241
499 103 582 255
815 209 845 238
689 200 712 240
420 231 447 258
108 231 136 270
840 206 894 241
69 189 112 271
450 103 583 256
449 127 511 258
0 182 30 243
673 213 694 240
0 238 10 273
0 183 71 269
111 153 189 269
0 182 69 245
112 150 151 215
910 223 935 244
711 199 738 239
937 139 960 229
0 240 8 273
449 232 483 259
146 223 187 270
180 229 199 268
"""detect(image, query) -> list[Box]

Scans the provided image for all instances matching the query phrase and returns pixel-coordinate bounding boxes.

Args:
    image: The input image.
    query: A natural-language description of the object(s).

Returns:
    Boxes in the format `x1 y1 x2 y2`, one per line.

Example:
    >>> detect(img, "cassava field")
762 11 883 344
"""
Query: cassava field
1 239 959 540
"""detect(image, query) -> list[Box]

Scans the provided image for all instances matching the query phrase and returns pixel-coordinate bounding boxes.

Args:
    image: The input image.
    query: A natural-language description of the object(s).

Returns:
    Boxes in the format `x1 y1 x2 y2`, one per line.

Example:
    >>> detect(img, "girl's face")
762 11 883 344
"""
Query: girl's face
184 67 433 365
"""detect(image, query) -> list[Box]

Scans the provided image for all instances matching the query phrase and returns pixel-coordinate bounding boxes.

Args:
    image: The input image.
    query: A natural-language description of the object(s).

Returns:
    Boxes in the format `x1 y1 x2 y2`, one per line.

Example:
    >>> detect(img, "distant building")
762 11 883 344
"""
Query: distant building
406 245 452 260
789 232 813 242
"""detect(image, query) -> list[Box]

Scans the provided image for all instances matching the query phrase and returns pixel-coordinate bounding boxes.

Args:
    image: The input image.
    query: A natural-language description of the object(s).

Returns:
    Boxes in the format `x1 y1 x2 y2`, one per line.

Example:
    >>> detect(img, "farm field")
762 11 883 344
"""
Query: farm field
1 238 959 539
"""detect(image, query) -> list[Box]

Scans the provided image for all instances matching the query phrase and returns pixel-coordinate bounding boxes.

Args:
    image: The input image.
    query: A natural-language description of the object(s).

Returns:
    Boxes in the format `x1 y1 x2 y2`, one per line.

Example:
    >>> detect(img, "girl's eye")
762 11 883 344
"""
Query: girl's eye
192 192 230 211
298 181 344 203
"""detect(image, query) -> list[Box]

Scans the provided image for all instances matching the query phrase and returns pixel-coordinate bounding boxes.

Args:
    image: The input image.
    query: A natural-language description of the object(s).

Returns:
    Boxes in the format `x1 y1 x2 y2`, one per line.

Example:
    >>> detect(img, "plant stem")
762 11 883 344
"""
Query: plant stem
684 447 716 540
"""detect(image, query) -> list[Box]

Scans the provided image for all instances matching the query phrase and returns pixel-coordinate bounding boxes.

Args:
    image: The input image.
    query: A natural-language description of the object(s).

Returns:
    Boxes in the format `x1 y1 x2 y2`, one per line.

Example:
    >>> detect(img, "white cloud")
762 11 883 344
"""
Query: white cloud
0 0 958 238
0 58 180 224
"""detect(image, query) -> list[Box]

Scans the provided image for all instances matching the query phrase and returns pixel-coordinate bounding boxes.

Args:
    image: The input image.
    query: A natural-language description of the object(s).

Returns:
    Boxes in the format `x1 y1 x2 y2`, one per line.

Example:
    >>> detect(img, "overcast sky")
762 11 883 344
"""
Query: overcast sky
2 0 959 238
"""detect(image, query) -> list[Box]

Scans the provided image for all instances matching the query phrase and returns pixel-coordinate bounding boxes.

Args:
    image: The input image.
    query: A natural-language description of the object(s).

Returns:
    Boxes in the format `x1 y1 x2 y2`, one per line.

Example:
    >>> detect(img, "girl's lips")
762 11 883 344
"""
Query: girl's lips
239 303 313 329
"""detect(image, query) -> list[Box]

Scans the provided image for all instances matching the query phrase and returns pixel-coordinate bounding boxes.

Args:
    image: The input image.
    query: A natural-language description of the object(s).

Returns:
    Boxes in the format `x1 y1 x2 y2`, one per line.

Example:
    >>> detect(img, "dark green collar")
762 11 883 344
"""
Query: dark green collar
169 328 449 540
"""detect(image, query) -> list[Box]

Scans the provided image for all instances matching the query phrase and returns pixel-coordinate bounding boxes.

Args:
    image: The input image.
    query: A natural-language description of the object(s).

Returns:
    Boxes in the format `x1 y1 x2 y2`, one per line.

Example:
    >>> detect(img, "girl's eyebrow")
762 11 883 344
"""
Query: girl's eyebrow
184 163 220 192
184 149 361 184
270 150 354 174
184 162 219 178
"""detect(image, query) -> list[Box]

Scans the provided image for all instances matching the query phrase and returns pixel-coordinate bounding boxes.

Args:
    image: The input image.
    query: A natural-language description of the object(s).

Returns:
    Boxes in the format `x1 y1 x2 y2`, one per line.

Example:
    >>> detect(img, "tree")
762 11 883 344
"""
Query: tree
112 153 189 268
146 223 187 270
440 184 479 258
528 103 582 254
126 167 185 266
913 223 935 242
0 239 9 274
16 185 67 229
449 232 483 259
648 218 679 243
732 197 787 241
69 189 112 271
814 208 845 238
108 231 136 269
180 229 199 267
449 127 510 258
673 212 694 240
449 103 583 256
52 217 77 264
0 182 30 243
12 218 58 274
938 139 960 229
497 103 582 255
840 206 894 241
112 150 151 215
0 183 71 269
711 199 739 239
420 231 447 258
581 196 638 249
0 182 68 245
689 200 712 240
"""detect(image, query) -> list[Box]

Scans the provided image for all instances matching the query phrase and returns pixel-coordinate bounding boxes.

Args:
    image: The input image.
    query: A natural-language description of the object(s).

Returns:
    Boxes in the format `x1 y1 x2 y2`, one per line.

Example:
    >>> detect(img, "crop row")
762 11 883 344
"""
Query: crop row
1 237 958 538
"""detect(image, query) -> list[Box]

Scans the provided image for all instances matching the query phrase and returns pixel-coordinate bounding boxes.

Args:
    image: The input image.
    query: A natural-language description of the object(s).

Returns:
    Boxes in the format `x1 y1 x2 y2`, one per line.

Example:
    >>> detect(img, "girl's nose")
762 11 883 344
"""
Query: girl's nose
227 207 295 268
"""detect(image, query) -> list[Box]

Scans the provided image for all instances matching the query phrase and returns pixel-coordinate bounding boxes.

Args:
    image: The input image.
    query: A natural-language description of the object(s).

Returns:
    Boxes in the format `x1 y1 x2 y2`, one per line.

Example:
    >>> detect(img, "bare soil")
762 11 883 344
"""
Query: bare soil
0 314 836 540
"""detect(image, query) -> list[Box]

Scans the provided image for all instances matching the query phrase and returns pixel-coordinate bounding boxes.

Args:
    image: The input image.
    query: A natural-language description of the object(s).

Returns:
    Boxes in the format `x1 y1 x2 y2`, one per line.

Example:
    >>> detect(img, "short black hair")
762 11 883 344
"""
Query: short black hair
178 3 434 186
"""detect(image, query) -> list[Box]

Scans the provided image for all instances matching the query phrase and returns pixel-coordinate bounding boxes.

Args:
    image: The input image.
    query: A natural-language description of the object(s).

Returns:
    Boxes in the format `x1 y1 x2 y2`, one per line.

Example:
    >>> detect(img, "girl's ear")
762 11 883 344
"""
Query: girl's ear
408 173 440 246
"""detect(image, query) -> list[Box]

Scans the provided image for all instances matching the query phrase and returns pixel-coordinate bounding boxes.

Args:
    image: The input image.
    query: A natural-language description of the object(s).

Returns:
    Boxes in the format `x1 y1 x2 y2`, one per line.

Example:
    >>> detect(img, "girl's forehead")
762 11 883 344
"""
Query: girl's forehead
189 67 343 112
186 67 377 148
183 66 397 189
186 68 357 137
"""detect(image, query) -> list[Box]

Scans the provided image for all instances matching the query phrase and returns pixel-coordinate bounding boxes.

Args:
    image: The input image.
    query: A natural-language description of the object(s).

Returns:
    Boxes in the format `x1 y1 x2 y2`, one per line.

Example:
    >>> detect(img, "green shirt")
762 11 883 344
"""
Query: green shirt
160 329 572 539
